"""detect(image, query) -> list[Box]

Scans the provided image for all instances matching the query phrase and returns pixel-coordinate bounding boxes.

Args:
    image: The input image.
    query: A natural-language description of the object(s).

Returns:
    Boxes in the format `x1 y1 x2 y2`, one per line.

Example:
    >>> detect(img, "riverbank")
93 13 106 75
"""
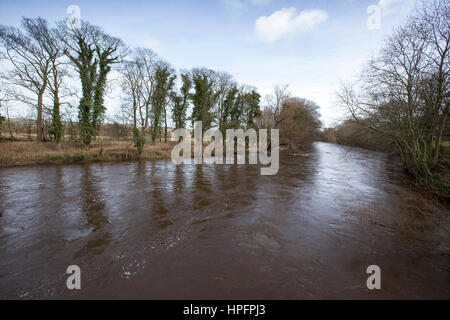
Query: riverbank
0 140 293 168
0 141 175 168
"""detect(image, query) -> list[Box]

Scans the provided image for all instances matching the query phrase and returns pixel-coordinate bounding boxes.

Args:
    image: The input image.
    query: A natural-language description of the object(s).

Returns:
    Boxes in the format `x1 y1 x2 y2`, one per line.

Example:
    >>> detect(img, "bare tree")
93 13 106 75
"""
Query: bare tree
256 106 276 130
46 27 74 145
413 0 450 165
278 97 321 153
265 84 290 128
0 89 9 138
121 48 158 130
338 0 449 194
0 17 60 141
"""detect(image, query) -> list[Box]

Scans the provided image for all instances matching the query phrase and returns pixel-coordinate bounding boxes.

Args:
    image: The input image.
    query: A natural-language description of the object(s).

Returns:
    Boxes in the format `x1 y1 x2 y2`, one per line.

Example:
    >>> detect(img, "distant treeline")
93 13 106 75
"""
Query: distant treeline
321 120 397 153
0 17 321 153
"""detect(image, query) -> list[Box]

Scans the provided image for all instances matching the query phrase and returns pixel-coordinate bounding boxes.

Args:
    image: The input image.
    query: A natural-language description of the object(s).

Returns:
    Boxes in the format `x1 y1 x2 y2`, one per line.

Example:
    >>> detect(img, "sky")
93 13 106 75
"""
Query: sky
0 0 420 127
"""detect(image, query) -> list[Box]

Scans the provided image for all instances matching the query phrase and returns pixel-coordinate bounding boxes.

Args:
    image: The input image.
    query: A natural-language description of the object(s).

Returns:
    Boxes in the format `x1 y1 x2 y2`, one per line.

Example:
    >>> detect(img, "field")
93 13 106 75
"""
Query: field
0 140 175 168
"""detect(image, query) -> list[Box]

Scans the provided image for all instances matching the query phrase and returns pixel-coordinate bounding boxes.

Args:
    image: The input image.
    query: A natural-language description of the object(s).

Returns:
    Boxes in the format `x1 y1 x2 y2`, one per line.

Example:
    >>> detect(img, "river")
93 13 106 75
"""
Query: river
0 142 448 299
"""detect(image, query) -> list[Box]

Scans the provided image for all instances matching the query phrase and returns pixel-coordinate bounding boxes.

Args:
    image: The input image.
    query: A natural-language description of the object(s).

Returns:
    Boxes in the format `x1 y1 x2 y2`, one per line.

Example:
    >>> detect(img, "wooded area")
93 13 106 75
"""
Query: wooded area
323 0 449 200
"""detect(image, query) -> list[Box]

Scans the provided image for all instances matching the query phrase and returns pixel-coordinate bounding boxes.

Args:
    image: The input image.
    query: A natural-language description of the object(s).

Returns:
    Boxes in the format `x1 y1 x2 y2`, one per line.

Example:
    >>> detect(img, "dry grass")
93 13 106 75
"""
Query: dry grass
0 140 176 168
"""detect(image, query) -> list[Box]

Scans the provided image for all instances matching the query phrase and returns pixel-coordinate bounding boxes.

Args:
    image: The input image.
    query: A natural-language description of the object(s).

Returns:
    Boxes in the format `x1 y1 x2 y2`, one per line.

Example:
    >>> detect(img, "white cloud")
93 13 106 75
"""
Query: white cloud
255 8 328 44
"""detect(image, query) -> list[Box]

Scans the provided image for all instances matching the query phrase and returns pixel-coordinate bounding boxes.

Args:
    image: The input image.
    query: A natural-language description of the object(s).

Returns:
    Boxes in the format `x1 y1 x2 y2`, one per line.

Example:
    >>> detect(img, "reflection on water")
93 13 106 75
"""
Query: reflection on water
74 166 110 258
0 142 448 299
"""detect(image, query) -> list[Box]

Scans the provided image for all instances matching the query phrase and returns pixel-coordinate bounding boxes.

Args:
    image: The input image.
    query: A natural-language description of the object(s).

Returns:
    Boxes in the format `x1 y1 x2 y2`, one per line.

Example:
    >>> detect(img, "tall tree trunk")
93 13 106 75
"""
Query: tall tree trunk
145 101 149 129
151 126 156 143
37 90 44 142
6 106 13 139
133 99 137 129
52 94 62 146
432 105 448 166
0 101 3 139
164 109 168 143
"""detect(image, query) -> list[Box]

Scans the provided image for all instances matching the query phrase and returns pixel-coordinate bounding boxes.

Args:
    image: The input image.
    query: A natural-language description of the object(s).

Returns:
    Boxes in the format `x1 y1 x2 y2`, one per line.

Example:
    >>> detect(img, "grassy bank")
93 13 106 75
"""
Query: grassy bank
0 141 175 168
0 140 290 168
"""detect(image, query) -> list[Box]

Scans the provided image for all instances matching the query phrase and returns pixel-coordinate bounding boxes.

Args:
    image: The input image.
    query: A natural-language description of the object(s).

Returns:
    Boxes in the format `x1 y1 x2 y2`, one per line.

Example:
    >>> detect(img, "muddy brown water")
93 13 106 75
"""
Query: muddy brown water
0 142 448 299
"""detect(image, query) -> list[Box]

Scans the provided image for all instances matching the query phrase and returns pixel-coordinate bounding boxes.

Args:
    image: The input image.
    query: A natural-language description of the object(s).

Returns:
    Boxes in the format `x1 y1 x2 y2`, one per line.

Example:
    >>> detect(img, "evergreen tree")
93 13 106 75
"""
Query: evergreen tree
151 63 175 142
191 68 218 131
245 90 262 130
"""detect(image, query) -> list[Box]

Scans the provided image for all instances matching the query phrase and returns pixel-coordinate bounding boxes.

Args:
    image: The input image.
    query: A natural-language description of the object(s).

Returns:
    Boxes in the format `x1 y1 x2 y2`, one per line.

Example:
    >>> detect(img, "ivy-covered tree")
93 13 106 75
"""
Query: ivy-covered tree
244 89 262 130
48 61 63 144
60 20 125 145
220 85 238 134
217 86 262 132
151 62 175 142
230 88 246 129
191 68 219 131
171 72 192 130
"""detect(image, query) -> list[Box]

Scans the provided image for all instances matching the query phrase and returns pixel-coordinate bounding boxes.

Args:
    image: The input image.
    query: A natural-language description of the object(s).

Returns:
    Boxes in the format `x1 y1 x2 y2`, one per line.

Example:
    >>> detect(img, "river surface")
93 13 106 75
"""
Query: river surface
0 142 448 299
